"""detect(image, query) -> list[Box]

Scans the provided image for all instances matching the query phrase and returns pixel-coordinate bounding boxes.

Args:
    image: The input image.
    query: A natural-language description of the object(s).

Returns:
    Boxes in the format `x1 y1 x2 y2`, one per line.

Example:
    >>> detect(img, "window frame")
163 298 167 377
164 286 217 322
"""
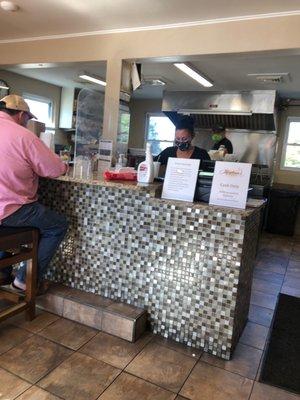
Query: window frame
145 112 175 154
23 93 54 128
280 116 300 171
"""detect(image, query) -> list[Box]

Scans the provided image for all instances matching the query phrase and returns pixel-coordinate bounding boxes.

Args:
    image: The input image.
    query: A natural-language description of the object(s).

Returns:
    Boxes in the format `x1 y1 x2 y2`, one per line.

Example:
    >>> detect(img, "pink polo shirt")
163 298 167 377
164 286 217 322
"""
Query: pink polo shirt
0 111 67 222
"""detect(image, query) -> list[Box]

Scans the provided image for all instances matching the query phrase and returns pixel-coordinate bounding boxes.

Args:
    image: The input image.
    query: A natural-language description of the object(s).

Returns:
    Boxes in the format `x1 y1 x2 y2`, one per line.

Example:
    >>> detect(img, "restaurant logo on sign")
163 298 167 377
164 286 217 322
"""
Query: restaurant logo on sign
219 168 243 177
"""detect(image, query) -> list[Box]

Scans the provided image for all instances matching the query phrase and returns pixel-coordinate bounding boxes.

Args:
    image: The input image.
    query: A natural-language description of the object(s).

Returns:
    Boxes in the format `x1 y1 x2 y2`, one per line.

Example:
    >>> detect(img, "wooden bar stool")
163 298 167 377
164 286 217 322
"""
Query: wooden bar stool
0 227 39 322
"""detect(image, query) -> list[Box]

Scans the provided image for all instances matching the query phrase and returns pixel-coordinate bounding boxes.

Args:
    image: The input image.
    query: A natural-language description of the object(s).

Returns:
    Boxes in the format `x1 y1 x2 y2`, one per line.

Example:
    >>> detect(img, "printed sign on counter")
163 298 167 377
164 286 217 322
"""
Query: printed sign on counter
209 161 252 209
162 157 200 202
98 139 113 172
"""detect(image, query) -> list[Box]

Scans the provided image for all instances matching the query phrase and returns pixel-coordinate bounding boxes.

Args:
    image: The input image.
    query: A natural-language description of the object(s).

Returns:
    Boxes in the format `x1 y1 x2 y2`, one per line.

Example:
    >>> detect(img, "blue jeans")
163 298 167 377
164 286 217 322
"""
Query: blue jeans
0 202 68 283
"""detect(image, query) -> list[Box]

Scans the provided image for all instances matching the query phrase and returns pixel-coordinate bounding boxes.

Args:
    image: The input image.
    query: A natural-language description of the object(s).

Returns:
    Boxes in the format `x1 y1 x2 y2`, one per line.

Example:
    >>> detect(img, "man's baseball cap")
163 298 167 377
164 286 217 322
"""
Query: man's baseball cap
212 124 226 132
0 94 36 119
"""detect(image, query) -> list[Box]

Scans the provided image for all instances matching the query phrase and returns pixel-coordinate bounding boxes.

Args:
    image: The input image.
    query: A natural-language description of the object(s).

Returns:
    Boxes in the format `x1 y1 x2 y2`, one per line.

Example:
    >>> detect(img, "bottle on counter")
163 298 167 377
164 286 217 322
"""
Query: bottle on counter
218 144 227 158
137 142 154 184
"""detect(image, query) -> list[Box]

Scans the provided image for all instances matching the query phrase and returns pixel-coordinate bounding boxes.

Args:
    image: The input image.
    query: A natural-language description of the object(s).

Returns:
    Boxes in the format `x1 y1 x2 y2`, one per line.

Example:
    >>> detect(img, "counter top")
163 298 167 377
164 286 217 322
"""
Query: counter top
271 183 300 194
53 175 265 217
55 174 162 194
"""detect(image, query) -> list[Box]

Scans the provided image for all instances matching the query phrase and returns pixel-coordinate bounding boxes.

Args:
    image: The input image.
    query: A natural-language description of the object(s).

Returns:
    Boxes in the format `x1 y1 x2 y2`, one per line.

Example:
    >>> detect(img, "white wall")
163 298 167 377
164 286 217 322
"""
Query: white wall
0 69 68 145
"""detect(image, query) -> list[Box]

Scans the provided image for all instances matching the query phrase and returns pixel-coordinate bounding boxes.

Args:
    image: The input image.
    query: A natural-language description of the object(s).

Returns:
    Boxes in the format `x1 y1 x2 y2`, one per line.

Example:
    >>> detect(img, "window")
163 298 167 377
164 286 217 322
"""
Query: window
145 113 175 155
23 94 54 127
281 117 300 170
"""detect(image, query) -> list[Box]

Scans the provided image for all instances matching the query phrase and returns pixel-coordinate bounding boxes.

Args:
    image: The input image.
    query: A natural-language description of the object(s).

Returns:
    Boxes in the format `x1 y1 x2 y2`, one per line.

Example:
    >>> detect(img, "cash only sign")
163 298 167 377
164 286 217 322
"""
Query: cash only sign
209 161 252 209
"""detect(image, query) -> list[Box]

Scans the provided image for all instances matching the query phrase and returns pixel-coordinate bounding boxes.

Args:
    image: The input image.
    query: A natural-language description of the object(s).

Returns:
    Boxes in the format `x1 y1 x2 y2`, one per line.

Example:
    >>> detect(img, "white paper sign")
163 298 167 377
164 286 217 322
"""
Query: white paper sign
209 161 252 209
98 139 113 172
162 158 200 202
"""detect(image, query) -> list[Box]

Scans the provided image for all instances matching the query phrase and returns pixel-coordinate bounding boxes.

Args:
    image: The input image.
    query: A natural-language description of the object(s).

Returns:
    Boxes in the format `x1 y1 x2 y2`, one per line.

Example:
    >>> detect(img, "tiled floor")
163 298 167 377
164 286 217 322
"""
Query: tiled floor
0 233 299 399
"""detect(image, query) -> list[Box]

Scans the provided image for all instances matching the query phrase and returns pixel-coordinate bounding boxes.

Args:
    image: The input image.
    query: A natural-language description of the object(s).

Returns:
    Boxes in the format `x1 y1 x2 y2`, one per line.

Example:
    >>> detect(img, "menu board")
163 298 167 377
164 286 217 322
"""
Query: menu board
209 161 252 209
162 158 200 202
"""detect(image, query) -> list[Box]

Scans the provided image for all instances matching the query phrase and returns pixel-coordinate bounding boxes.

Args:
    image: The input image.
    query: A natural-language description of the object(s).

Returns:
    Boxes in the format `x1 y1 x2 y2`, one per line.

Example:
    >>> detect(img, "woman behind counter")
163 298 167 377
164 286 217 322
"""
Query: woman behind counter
154 116 210 166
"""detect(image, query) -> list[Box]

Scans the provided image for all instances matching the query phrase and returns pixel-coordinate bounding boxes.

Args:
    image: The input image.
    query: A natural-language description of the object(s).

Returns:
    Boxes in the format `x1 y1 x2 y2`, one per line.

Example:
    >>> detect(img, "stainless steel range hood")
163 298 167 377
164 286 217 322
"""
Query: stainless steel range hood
162 90 277 132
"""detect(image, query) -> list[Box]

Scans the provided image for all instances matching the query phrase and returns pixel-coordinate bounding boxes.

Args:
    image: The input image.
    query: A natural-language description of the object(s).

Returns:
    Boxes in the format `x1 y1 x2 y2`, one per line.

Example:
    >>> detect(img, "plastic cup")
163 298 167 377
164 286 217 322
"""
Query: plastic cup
153 161 161 178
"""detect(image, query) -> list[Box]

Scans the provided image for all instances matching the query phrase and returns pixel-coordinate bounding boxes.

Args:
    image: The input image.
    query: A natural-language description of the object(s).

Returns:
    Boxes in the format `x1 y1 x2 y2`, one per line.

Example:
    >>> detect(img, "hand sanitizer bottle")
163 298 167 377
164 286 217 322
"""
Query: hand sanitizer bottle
137 142 154 183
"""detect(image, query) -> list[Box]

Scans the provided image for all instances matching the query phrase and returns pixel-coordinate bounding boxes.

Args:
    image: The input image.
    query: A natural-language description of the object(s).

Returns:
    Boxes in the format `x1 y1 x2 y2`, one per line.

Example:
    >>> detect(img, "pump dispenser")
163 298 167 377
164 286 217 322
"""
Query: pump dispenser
137 142 154 184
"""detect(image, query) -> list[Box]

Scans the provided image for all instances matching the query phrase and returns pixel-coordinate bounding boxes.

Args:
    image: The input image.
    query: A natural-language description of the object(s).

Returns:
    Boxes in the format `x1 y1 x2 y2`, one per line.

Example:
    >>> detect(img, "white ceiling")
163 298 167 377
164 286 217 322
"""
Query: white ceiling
4 61 107 89
134 51 300 99
0 0 299 41
2 51 300 99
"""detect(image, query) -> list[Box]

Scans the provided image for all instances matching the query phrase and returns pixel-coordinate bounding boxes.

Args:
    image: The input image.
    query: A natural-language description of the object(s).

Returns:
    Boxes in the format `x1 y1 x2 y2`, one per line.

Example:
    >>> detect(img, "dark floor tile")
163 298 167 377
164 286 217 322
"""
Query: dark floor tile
38 352 120 400
98 372 176 400
250 381 299 400
180 361 253 400
251 278 281 295
80 331 152 369
239 322 269 350
16 386 61 399
0 367 31 399
0 323 32 355
152 335 202 359
248 305 274 327
39 318 97 350
253 269 284 285
0 335 72 383
126 342 196 393
10 309 60 333
201 343 262 380
250 290 278 310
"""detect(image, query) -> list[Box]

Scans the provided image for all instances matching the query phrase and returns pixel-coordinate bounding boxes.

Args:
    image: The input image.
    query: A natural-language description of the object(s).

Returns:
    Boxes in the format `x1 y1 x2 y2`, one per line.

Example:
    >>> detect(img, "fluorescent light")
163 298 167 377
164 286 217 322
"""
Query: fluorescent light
0 85 9 90
174 63 213 87
79 74 106 86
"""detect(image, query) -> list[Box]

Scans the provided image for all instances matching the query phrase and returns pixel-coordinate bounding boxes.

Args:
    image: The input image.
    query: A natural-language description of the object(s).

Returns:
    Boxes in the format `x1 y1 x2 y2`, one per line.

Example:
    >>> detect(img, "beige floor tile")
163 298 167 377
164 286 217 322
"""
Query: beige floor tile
39 317 97 350
0 335 72 383
239 322 269 350
281 285 300 298
0 323 32 355
283 275 300 289
0 367 31 399
253 270 284 285
175 397 189 400
248 305 274 328
250 382 300 400
180 361 253 400
38 352 120 400
16 386 61 400
201 343 262 380
98 372 176 400
126 342 197 393
80 331 152 369
250 290 278 310
251 278 281 295
10 309 60 333
152 335 202 359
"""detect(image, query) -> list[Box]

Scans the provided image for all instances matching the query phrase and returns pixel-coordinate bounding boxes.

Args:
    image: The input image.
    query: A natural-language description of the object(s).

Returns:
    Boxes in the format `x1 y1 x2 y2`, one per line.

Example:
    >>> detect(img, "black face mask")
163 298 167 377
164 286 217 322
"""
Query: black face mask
175 140 191 151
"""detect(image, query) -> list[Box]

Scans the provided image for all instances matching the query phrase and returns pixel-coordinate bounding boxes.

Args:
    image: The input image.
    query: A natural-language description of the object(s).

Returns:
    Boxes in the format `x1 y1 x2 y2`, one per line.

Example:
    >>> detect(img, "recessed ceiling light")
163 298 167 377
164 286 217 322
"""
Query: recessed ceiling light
79 73 106 86
0 1 19 11
174 63 213 87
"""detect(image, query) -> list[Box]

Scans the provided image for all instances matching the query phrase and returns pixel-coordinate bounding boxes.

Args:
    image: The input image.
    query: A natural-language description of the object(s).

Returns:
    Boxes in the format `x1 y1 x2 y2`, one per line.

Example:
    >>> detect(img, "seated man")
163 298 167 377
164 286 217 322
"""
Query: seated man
0 95 68 292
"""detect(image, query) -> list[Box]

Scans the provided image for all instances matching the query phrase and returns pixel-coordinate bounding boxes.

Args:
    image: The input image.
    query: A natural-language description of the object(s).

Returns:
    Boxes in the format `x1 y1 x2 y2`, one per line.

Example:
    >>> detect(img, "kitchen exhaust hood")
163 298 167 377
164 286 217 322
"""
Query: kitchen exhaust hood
162 90 277 132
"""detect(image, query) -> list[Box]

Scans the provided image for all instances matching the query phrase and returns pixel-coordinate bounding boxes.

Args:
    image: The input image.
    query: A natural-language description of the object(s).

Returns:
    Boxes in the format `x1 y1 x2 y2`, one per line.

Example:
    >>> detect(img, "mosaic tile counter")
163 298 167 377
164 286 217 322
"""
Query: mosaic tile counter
39 177 263 359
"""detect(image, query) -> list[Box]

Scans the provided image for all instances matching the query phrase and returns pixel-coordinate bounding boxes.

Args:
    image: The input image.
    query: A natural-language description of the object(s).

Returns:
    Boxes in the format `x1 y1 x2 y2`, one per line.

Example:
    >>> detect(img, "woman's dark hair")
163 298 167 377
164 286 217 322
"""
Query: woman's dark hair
175 115 195 137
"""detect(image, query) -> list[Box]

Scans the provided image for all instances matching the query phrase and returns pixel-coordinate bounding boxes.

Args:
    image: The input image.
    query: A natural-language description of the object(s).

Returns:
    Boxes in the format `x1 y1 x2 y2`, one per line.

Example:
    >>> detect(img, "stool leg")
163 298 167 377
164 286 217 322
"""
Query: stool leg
25 232 38 321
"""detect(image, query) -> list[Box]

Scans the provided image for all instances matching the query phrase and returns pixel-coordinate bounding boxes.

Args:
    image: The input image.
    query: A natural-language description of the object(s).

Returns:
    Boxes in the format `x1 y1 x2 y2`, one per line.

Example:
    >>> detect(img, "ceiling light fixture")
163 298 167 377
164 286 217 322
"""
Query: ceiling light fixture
0 84 9 90
174 63 213 87
0 1 19 11
79 73 106 86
